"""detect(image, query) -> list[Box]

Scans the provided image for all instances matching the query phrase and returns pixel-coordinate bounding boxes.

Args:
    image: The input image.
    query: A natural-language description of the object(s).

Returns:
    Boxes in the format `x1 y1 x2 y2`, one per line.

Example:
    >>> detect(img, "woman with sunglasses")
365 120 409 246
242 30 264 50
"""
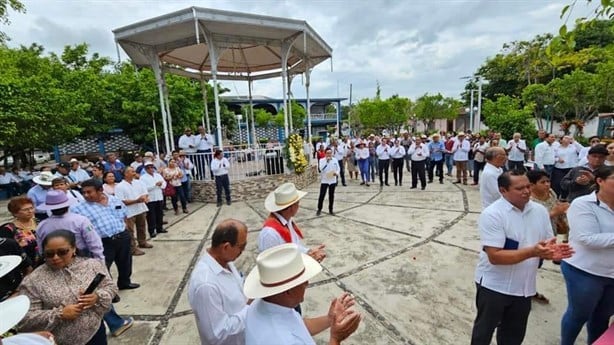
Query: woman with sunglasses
17 230 117 345
0 196 41 269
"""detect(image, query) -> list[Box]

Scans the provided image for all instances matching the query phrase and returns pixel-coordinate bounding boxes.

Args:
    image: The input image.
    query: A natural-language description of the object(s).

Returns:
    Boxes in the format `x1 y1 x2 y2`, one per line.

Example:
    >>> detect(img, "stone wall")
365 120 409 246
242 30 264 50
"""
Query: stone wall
191 165 318 203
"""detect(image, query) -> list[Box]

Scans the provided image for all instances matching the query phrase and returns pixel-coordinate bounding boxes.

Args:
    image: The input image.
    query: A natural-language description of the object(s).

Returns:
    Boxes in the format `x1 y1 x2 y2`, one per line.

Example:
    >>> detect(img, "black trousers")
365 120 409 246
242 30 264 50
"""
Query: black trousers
196 149 213 180
215 174 231 203
378 159 390 185
473 161 486 184
101 231 133 288
391 158 404 185
146 200 164 236
411 160 427 188
86 320 107 345
551 167 571 199
471 284 532 345
337 159 346 185
317 183 336 213
508 160 525 172
428 159 444 182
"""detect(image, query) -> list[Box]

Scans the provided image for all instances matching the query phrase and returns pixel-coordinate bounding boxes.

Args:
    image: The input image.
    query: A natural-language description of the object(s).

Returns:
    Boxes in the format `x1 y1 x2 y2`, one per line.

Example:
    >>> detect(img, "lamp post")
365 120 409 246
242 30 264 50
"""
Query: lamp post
236 114 243 146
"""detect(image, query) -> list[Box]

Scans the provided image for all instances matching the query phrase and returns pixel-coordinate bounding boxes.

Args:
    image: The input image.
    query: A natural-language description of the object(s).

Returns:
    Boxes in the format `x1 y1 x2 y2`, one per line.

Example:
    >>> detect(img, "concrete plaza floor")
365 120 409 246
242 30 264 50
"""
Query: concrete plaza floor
98 172 585 345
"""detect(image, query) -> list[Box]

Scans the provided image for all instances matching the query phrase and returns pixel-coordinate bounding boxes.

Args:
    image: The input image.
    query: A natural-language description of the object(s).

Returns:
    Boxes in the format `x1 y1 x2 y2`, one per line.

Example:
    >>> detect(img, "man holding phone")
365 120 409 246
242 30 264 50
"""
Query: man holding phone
560 144 608 202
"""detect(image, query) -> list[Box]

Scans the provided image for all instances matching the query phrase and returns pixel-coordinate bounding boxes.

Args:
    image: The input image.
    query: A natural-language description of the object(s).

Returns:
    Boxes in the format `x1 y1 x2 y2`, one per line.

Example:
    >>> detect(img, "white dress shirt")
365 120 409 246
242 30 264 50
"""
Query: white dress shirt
196 133 215 151
188 252 248 345
376 144 391 160
178 134 197 153
473 142 489 163
452 139 471 161
475 198 553 297
534 141 556 168
319 157 340 185
407 143 429 161
506 140 527 162
333 145 346 161
389 145 406 159
564 192 614 278
114 179 149 217
356 147 369 160
69 168 91 183
554 145 579 169
259 213 308 253
479 163 503 209
211 157 230 176
140 172 166 202
245 299 314 345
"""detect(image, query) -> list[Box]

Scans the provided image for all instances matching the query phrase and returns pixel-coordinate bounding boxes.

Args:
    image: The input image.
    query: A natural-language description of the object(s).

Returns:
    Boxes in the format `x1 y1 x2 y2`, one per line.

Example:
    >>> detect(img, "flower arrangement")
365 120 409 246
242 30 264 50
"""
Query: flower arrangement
560 119 585 135
285 133 309 174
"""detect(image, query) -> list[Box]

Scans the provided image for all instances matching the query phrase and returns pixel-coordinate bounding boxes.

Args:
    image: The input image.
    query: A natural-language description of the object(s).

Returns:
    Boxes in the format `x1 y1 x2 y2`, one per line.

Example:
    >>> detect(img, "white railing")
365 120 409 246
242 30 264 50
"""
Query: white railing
310 113 337 120
186 147 288 181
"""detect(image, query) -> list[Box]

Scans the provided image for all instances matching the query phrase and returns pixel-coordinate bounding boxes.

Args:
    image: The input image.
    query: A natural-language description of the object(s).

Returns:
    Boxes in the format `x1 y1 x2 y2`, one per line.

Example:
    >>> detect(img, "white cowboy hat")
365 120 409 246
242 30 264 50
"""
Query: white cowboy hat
457 132 466 136
0 295 30 334
243 243 322 299
264 183 307 213
32 171 54 186
0 255 21 279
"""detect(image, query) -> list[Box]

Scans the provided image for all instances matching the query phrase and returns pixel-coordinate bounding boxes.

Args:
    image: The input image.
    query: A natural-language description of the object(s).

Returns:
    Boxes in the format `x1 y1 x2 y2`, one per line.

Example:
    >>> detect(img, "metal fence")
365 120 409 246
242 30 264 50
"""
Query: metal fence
187 147 287 181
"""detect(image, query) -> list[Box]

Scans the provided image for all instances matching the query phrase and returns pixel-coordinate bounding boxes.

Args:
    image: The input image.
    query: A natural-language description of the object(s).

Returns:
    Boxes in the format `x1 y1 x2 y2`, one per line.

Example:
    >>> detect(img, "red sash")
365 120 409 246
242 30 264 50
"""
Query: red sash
263 215 303 243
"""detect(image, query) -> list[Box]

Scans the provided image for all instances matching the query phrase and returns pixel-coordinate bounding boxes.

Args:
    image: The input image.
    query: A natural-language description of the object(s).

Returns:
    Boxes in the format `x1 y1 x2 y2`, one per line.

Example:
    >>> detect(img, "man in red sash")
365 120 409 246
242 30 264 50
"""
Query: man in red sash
258 183 326 263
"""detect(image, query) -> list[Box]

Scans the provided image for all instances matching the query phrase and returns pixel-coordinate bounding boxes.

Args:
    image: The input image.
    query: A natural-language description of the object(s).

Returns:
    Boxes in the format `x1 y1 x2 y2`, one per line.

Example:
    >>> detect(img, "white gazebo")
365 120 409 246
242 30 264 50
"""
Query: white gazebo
113 6 333 153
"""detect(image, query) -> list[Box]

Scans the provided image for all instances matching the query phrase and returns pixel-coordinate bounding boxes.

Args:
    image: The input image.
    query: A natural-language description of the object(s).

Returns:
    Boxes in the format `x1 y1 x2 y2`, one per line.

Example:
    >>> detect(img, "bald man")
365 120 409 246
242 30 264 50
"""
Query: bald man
479 147 508 209
188 219 249 345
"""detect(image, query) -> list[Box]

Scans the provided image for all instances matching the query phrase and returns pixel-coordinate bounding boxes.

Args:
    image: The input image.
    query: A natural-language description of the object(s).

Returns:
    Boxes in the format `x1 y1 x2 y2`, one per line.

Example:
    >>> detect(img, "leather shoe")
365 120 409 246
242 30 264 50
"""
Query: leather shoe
162 221 168 225
132 248 145 256
118 283 141 290
138 242 153 249
112 295 121 303
157 229 168 233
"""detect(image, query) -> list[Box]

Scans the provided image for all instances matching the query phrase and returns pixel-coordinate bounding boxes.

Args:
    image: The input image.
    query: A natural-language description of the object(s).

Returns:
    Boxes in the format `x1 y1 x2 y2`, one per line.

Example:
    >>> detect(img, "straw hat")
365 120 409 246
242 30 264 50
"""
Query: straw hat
243 243 322 299
32 171 54 186
264 183 307 213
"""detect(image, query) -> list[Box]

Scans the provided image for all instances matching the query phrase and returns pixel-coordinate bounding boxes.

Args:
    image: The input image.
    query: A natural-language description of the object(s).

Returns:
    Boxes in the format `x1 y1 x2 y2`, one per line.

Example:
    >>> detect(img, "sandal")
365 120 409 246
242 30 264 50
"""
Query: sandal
533 293 550 304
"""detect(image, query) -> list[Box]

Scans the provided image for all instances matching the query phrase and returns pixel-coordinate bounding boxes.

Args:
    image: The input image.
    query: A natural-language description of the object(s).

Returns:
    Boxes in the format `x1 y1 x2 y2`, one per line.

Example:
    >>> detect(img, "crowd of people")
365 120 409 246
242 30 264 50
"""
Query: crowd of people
0 125 613 344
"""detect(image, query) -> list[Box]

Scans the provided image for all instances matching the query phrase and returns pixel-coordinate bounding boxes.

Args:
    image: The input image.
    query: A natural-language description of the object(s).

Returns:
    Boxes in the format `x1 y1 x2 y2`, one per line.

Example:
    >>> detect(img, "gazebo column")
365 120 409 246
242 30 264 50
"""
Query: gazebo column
147 51 171 154
287 74 295 132
161 76 175 151
248 77 257 149
305 65 313 145
200 73 211 134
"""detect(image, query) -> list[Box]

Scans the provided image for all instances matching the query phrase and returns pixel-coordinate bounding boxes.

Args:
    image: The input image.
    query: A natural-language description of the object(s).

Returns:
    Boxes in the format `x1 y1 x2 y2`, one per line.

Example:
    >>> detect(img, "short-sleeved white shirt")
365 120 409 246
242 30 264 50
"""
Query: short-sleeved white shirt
114 179 149 217
564 192 614 278
245 299 314 345
479 163 503 209
474 198 553 297
506 140 527 162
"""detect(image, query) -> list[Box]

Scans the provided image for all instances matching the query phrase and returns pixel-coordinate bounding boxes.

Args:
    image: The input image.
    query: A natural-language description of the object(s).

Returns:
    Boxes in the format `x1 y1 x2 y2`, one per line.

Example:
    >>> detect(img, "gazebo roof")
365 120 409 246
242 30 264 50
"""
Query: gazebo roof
113 7 333 80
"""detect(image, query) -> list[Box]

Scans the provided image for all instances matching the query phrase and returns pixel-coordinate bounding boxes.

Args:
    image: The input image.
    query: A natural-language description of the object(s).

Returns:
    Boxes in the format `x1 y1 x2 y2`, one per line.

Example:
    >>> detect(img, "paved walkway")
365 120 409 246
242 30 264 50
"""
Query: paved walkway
87 175 583 344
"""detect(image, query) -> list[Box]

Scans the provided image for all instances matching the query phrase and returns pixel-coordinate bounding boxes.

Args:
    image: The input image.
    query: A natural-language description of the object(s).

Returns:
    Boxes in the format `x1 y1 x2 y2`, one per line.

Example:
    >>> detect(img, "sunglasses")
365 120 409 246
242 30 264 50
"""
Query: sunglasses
44 248 71 259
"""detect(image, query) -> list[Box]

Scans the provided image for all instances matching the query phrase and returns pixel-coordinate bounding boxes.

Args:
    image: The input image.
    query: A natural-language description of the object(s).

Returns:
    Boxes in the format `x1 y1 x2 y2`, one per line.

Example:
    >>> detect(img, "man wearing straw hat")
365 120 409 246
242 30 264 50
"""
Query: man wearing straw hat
244 244 362 345
259 183 326 263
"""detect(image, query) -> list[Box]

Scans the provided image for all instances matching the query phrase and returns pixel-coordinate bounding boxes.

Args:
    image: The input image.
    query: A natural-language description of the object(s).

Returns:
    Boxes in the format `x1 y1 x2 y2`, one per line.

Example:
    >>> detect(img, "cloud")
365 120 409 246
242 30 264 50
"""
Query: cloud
3 0 587 104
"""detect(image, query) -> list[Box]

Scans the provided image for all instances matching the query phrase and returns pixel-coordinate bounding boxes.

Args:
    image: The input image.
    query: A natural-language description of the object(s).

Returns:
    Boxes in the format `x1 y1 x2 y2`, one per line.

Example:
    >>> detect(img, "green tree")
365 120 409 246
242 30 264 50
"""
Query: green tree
275 100 306 131
0 0 25 44
482 95 537 141
548 69 599 122
253 108 274 127
413 93 460 131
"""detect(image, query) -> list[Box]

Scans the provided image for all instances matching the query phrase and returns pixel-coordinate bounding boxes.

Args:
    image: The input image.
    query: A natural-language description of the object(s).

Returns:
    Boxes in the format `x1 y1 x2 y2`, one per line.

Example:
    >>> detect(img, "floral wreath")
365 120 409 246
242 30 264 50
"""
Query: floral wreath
285 133 308 174
560 119 585 135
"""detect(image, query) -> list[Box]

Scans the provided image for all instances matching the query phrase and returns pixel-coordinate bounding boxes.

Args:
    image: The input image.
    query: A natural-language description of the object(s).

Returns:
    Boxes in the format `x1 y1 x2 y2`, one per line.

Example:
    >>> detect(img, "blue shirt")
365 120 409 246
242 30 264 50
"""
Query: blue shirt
36 212 104 260
72 194 127 238
27 185 49 213
428 141 445 161
104 161 126 182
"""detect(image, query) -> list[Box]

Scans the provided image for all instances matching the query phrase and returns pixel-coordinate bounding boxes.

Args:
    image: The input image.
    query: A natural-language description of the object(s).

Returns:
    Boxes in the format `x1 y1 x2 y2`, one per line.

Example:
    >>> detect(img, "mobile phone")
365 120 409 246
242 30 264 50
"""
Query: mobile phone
84 273 105 294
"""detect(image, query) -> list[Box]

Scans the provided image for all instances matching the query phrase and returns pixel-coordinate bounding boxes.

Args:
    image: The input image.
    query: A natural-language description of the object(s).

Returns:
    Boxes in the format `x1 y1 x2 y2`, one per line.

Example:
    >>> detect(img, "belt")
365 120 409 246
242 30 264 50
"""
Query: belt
102 230 126 240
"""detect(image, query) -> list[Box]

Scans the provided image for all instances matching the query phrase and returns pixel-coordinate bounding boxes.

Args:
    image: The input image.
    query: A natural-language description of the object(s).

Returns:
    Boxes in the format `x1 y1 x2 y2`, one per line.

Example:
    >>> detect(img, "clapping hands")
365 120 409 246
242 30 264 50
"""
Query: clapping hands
329 292 362 344
533 238 574 261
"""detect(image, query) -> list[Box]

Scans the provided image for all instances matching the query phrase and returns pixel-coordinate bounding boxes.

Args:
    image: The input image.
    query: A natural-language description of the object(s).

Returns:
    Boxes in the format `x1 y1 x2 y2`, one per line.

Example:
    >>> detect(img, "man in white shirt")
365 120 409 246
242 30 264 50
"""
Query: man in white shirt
331 140 347 187
195 125 216 180
408 138 429 190
259 183 326 262
534 133 556 174
114 167 153 255
390 139 406 186
452 132 471 185
178 127 197 154
211 149 231 207
188 219 249 345
68 159 91 186
505 133 527 172
244 244 361 345
317 148 340 216
471 171 573 345
140 162 167 238
479 147 507 209
375 137 391 187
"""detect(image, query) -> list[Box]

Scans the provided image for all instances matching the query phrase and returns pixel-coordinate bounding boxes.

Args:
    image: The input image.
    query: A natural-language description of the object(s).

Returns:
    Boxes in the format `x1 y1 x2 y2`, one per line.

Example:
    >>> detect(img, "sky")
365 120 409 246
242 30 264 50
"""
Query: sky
3 0 596 104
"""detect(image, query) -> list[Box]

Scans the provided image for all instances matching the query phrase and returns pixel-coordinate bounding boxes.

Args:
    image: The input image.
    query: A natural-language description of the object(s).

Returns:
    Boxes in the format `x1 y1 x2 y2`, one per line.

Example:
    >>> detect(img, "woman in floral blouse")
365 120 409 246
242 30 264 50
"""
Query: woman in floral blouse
163 159 187 215
0 196 40 268
18 230 117 345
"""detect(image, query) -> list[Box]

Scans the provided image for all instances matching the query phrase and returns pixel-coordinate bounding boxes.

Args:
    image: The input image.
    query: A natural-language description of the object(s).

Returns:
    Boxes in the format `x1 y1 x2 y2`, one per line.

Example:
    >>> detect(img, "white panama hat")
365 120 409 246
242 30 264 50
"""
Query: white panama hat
243 243 322 299
264 183 307 213
0 255 30 334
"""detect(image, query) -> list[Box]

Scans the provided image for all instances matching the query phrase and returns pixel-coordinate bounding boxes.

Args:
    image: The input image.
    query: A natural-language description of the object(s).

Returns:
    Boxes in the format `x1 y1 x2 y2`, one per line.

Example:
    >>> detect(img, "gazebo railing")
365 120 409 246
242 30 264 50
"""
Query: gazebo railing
187 147 287 181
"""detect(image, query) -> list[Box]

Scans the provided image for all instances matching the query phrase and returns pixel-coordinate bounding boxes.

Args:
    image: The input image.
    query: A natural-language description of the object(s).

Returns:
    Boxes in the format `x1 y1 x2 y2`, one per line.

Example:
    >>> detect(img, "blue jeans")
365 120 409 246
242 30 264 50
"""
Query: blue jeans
560 261 614 345
445 153 454 175
358 159 370 183
103 305 125 333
